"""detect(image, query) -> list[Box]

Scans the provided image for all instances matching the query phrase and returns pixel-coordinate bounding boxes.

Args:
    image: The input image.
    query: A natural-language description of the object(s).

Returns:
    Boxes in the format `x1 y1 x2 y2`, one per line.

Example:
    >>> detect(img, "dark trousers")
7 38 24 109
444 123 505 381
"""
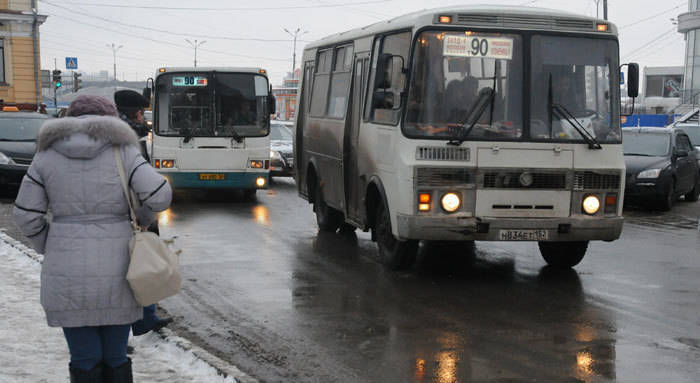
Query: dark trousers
131 304 159 335
62 325 131 370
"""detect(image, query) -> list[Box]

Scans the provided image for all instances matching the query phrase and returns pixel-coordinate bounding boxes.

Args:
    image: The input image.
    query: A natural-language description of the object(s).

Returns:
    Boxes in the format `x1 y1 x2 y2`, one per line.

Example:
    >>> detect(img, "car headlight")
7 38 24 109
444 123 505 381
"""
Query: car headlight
0 151 15 165
441 192 461 213
637 168 661 179
270 150 282 160
582 195 601 215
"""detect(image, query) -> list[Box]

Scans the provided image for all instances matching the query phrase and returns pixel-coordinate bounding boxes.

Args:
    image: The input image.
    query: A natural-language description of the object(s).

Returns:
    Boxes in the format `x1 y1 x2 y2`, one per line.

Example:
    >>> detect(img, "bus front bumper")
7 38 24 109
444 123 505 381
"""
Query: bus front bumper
396 214 623 242
160 171 268 189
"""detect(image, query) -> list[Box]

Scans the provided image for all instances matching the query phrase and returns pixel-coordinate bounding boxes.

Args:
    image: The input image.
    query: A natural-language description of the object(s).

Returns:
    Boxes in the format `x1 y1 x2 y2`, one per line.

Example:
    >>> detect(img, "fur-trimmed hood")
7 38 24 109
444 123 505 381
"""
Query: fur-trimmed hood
37 115 138 159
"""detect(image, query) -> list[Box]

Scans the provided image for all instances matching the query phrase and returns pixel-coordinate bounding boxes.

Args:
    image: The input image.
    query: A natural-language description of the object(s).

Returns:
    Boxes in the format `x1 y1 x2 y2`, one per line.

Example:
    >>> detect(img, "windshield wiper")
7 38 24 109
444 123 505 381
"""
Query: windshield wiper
547 75 602 150
447 87 495 146
0 138 35 142
623 153 653 156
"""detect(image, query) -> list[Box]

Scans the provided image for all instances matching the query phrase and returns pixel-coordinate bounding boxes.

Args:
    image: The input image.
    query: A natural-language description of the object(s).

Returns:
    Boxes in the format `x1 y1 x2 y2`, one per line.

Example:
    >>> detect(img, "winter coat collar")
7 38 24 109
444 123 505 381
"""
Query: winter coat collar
37 115 138 152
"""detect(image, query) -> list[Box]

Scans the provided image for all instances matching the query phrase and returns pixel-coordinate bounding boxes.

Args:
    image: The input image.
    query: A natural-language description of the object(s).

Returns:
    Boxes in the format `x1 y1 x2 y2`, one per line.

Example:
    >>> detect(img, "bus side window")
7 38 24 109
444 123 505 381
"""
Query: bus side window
310 49 333 117
327 44 353 119
303 62 314 113
366 31 411 125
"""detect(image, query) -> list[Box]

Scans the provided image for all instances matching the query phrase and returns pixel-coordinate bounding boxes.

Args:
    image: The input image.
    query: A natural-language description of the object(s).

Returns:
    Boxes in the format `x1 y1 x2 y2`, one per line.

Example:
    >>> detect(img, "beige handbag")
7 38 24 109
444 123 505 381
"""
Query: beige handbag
114 147 182 306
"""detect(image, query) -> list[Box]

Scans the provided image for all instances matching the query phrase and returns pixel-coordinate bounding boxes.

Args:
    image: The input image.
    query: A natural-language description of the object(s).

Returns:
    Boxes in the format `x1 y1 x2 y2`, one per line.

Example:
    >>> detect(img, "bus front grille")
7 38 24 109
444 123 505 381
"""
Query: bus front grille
482 171 568 189
416 146 470 161
574 172 621 190
416 167 474 187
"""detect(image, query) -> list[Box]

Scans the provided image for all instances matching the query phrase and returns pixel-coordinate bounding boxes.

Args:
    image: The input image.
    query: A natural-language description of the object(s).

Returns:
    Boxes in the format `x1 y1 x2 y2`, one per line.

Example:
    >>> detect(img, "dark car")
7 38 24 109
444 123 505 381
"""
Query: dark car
269 121 294 177
0 112 49 189
623 127 700 210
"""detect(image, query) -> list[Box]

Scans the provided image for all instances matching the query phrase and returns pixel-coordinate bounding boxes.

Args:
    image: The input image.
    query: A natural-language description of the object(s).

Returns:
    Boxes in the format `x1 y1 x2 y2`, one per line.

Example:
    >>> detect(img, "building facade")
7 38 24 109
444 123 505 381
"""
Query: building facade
678 0 700 103
272 70 300 121
0 0 46 106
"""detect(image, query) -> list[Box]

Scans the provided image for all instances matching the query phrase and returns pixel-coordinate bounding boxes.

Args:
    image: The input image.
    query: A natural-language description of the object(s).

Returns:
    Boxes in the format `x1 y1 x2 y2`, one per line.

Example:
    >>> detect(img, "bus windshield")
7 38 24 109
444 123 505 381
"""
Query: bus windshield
405 32 620 144
156 72 270 138
405 31 523 140
530 36 620 143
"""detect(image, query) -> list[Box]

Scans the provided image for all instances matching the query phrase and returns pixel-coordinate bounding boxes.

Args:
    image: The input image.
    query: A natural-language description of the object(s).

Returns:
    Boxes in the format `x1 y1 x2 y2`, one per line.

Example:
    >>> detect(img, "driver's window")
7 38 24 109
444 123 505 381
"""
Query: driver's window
368 31 411 125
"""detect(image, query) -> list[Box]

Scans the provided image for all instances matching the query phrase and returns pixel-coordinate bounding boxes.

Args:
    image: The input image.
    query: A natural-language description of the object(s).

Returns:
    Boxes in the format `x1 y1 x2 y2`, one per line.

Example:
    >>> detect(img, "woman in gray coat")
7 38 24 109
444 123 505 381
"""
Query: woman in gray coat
13 95 172 382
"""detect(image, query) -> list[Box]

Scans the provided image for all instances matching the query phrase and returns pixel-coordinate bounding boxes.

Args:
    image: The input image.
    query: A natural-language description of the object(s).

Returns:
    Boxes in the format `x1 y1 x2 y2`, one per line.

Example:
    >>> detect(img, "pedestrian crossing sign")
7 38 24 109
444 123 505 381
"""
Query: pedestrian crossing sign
65 57 78 70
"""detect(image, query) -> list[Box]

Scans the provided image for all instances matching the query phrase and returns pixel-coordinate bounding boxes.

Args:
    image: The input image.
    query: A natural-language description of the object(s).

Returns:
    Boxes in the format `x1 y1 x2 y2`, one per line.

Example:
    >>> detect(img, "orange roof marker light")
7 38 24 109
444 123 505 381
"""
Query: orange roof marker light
439 15 452 24
259 69 267 74
2 106 20 112
159 68 166 73
596 24 608 32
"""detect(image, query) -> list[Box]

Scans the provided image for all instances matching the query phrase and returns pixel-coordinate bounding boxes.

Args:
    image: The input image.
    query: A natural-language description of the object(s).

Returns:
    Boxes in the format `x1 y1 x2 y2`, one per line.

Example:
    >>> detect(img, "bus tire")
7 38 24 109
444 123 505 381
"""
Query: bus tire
243 189 257 200
538 241 588 269
375 200 418 270
314 183 342 232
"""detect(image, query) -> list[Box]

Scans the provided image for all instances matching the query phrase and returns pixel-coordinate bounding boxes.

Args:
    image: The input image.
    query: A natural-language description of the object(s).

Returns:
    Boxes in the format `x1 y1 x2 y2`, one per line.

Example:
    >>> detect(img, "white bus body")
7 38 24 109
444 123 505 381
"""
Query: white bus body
151 67 273 193
295 6 633 269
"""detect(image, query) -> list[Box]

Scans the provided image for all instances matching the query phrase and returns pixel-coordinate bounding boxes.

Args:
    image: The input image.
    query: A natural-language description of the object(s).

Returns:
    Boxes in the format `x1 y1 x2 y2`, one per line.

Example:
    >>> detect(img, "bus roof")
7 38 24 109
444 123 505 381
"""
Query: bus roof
305 5 616 49
155 67 268 76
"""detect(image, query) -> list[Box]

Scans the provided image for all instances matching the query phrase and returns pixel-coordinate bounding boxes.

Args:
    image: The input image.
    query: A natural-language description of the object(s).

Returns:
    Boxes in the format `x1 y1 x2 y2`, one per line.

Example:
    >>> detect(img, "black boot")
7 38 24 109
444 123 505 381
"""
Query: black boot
69 362 103 383
103 358 133 383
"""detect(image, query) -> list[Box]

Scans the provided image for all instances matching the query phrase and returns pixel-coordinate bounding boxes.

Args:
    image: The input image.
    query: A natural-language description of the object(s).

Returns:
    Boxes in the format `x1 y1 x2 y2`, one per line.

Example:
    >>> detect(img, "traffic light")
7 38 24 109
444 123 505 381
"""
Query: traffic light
73 72 82 92
52 69 62 89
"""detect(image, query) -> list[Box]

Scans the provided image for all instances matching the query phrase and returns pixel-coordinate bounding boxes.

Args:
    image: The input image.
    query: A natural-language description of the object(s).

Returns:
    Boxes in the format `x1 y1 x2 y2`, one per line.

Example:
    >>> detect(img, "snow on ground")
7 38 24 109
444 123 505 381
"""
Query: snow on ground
0 238 236 383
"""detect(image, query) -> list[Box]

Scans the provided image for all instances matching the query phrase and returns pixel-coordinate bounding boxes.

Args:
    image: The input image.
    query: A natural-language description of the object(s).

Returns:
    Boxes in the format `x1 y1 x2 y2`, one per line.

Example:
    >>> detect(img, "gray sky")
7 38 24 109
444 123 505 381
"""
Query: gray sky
38 0 688 85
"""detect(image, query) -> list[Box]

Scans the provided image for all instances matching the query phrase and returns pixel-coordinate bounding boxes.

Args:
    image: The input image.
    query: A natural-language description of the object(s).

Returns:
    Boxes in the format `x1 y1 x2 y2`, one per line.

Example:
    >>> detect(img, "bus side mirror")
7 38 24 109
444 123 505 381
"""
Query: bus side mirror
268 95 276 115
142 87 151 101
627 63 639 98
375 53 394 89
373 91 394 109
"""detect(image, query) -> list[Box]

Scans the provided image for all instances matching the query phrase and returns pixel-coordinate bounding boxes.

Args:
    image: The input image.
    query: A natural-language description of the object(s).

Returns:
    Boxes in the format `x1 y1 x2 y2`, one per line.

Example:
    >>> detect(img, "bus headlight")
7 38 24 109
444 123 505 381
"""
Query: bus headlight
256 177 266 188
582 195 600 215
441 192 461 213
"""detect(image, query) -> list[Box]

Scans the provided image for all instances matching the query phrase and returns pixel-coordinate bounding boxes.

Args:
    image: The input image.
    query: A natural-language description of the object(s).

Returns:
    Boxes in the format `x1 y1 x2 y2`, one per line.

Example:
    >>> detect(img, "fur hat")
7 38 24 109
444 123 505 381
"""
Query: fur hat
114 89 149 109
65 95 119 117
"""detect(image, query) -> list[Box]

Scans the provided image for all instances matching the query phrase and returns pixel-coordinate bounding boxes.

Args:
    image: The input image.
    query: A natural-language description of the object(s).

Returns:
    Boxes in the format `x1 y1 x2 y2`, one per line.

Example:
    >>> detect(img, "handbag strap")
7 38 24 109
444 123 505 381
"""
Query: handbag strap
113 146 140 232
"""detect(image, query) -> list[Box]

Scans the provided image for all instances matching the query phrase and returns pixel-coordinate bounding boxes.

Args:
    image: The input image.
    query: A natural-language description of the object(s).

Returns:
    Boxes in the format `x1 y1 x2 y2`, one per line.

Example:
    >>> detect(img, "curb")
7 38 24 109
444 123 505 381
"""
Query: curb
0 231 258 383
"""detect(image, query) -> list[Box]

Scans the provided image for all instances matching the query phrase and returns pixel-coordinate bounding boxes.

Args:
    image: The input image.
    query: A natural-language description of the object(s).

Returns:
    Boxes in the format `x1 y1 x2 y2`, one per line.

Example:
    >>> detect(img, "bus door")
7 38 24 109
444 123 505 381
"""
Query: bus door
344 53 370 222
297 61 314 178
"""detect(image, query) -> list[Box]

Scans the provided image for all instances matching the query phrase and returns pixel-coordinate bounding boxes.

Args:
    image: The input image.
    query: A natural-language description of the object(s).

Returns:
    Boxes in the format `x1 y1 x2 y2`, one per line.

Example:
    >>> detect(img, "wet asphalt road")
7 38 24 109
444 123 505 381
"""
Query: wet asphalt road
1 181 699 382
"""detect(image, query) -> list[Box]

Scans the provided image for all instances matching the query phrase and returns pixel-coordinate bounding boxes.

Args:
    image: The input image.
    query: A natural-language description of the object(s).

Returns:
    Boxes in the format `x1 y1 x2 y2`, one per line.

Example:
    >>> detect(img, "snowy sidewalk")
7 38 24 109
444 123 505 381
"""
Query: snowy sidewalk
0 233 252 383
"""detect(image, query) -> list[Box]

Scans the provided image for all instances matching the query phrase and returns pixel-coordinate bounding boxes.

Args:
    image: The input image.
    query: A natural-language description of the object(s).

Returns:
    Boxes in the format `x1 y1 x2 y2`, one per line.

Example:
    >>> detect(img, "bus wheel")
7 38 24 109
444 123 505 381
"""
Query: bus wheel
538 241 588 269
314 183 342 232
243 189 257 200
375 200 418 270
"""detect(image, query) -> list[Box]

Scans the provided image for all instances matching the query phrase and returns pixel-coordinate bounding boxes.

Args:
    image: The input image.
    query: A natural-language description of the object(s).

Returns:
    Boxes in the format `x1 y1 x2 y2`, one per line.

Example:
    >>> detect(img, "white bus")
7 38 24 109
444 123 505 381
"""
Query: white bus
147 67 275 197
295 6 639 269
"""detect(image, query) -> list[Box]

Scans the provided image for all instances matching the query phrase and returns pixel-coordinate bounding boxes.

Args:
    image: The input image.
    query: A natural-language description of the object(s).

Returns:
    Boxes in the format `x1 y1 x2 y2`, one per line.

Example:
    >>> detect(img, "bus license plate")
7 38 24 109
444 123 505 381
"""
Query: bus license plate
499 229 548 241
199 173 225 180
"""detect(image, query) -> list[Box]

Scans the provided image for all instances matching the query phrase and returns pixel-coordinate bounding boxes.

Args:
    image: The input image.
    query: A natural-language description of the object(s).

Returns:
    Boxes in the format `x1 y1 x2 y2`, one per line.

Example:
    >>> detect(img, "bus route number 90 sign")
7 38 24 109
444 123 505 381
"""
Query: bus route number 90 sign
444 35 514 60
172 76 208 87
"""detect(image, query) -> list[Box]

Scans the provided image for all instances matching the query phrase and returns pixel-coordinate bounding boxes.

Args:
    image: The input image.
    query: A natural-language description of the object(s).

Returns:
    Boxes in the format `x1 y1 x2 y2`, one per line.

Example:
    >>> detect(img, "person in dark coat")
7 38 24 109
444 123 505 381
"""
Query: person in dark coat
13 94 172 382
114 89 174 337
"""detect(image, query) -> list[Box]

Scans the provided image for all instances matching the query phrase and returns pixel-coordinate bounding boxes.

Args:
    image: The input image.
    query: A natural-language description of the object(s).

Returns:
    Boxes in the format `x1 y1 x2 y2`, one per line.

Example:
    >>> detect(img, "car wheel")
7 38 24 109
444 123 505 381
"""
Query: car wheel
375 200 418 270
314 182 343 232
684 179 700 202
659 182 675 211
538 241 588 269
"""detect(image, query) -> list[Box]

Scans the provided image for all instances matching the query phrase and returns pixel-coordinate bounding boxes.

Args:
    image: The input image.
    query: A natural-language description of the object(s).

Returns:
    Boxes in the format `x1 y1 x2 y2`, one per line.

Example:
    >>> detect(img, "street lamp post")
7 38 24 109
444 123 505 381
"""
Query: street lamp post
107 43 123 81
284 28 308 77
185 39 206 67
